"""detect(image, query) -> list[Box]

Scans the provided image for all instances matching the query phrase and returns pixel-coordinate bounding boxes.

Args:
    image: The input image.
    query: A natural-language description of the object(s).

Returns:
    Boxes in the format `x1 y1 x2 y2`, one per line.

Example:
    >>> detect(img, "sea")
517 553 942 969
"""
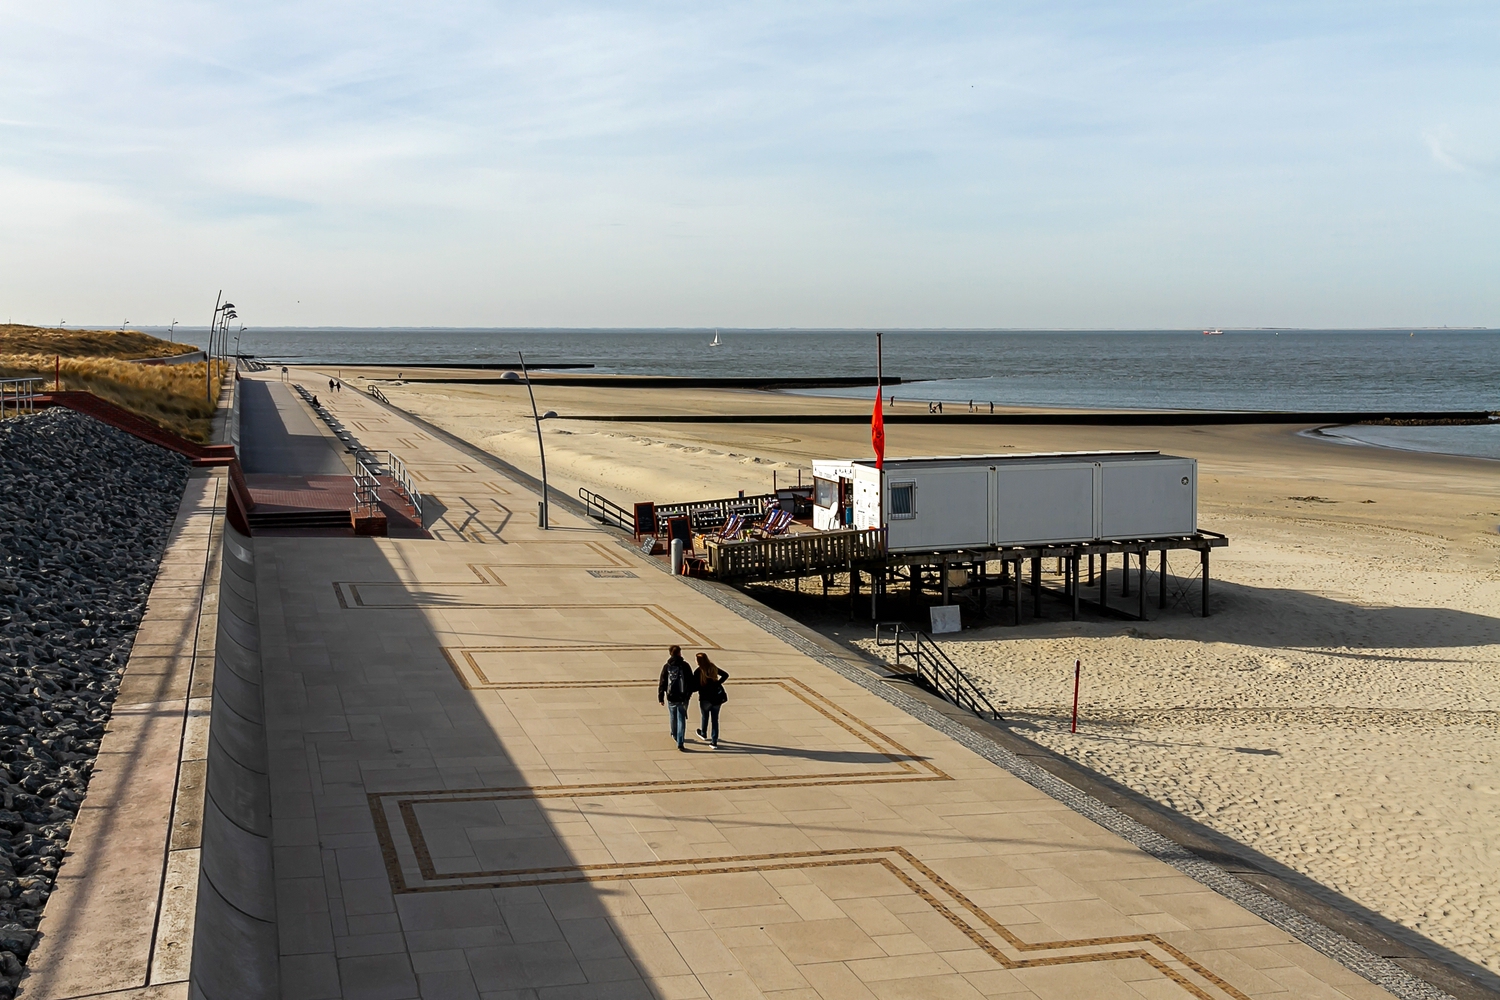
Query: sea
169 328 1500 461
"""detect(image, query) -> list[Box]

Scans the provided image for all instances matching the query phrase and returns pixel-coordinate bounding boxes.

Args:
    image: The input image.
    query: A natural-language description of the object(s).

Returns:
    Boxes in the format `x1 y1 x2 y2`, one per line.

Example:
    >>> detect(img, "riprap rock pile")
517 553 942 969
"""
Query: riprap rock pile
0 409 189 998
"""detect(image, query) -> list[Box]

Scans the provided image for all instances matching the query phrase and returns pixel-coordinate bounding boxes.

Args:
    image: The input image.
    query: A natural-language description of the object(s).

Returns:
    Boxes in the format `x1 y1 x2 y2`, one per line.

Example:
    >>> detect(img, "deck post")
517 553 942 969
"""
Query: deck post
1088 553 1095 585
978 561 987 615
941 559 950 605
1099 552 1107 610
849 565 860 620
1030 556 1041 618
1159 550 1168 609
1138 548 1147 620
1201 548 1211 617
1012 559 1021 625
1121 551 1131 596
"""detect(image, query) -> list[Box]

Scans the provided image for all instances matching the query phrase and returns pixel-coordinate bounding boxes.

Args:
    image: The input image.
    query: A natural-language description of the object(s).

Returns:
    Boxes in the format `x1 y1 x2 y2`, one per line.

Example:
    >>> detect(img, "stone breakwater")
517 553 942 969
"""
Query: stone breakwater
0 410 189 998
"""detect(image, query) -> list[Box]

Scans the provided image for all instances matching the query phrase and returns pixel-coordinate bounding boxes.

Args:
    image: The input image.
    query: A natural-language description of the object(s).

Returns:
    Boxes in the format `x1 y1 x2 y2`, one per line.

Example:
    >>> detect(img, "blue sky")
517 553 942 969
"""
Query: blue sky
1 1 1495 328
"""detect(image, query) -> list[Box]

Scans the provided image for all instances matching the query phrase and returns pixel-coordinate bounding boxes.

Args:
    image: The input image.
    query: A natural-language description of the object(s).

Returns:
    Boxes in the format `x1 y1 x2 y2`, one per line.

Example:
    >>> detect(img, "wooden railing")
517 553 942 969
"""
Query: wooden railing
656 493 779 532
704 527 886 580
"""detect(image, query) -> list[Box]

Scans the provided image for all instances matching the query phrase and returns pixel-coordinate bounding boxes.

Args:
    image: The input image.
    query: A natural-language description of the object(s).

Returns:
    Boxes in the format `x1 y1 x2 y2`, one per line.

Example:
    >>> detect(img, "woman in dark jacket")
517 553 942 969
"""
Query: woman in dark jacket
693 653 729 749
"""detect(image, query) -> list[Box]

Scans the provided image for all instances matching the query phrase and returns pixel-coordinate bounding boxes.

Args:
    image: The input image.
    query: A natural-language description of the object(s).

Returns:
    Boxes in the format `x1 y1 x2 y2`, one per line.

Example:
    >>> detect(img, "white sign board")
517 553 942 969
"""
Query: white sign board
929 605 961 634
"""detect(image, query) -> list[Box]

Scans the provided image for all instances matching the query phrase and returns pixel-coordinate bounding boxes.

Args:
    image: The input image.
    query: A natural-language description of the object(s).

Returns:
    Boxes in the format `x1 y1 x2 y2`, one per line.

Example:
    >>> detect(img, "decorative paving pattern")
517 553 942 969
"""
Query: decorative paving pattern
367 841 1250 999
434 605 718 654
463 540 632 569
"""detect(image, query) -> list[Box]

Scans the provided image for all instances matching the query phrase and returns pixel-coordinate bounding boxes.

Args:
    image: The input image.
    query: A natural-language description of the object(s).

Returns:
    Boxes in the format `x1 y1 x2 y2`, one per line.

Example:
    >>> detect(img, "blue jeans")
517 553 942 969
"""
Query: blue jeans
699 702 720 744
668 702 689 747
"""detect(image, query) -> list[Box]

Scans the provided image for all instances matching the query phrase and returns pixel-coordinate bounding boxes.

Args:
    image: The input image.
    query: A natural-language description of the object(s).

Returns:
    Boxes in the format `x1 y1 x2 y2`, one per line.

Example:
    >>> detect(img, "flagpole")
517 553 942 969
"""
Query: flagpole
876 330 884 526
875 332 885 621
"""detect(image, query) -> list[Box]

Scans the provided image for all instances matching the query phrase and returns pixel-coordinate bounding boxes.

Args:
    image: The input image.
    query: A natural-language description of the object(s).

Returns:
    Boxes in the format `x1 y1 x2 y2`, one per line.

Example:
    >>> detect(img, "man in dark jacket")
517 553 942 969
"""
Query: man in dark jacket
658 645 696 751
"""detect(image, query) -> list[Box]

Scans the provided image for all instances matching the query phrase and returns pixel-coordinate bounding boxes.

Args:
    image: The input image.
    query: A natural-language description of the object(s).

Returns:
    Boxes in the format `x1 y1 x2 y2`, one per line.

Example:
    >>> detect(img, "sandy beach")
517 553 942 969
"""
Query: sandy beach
313 366 1500 980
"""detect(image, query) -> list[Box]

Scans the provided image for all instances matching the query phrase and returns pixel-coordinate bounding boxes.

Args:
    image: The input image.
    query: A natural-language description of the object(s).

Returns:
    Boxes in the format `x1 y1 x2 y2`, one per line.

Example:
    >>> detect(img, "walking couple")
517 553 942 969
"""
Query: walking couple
657 645 729 751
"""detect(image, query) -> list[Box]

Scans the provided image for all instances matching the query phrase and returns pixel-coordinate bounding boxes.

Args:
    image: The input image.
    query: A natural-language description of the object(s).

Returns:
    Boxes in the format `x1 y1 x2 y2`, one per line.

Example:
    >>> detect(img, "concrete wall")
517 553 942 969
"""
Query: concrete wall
189 525 279 999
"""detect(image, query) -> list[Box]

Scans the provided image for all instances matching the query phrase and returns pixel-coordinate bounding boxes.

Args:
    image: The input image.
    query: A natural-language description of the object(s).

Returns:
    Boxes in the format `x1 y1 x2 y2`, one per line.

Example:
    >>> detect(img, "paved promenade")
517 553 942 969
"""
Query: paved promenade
258 373 1395 1000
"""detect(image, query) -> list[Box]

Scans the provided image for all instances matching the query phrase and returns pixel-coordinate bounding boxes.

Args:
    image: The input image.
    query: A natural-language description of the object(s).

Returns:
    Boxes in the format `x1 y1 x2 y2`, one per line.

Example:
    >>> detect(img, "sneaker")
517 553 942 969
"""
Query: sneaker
677 744 687 752
711 743 719 750
695 729 705 739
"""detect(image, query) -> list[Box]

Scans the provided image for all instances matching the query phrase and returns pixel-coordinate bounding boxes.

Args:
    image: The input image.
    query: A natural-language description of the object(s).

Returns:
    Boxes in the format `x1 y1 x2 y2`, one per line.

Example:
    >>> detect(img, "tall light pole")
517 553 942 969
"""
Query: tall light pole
205 291 221 399
518 352 557 529
205 296 235 399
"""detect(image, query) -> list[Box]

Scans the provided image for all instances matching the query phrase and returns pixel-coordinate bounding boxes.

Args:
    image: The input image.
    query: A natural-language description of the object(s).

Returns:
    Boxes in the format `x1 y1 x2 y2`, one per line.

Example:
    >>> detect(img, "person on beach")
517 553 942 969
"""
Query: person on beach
658 645 696 751
693 653 729 749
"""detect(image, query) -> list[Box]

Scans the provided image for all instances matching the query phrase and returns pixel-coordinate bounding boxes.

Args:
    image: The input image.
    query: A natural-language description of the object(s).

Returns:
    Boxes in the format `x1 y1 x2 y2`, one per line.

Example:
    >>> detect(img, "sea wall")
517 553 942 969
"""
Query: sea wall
189 524 279 999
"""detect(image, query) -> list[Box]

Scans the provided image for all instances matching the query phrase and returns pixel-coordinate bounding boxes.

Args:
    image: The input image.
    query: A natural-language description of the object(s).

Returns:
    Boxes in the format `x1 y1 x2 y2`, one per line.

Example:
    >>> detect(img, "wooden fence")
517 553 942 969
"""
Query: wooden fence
704 527 887 580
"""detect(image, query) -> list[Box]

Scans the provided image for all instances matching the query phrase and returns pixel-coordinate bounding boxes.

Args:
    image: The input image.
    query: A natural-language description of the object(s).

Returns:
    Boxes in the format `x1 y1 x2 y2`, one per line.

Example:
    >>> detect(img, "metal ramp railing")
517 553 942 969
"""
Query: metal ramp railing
875 623 1002 720
578 487 633 532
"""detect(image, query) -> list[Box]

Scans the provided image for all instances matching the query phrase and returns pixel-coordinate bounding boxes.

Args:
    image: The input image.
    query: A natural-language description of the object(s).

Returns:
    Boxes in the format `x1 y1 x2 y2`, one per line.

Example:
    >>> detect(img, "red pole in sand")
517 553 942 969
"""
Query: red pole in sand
1071 659 1081 733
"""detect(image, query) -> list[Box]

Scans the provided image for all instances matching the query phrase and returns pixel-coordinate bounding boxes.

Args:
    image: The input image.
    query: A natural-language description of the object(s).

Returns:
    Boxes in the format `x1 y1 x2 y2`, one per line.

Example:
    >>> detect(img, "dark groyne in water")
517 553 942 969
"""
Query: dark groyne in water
556 410 1498 426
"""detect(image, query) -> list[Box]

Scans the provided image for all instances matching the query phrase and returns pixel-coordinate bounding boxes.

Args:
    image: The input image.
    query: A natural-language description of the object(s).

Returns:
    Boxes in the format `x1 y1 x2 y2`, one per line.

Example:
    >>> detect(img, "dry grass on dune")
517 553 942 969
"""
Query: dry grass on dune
1 353 223 443
0 324 220 441
0 324 199 360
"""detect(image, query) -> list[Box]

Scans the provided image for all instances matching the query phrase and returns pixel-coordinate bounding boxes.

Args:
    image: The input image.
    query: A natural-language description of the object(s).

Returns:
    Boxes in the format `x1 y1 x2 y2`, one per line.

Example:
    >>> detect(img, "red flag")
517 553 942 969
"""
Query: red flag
871 388 885 470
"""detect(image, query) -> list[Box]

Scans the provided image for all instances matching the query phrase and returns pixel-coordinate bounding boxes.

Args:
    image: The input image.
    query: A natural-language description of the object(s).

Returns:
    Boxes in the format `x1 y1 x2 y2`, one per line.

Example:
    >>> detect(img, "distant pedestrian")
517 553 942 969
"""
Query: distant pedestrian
989 401 993 413
311 394 319 407
658 645 697 750
937 401 943 414
693 653 729 749
329 378 336 392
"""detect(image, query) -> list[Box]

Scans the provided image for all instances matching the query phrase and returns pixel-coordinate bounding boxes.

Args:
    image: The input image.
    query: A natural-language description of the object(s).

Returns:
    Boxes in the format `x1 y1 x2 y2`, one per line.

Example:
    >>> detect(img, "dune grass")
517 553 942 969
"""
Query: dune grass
0 324 200 360
0 326 222 442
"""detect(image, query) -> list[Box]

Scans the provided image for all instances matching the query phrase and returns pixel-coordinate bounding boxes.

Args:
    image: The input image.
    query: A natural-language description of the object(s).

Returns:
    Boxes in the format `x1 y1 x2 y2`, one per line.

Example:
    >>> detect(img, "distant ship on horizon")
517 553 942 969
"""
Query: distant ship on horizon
1203 328 1223 335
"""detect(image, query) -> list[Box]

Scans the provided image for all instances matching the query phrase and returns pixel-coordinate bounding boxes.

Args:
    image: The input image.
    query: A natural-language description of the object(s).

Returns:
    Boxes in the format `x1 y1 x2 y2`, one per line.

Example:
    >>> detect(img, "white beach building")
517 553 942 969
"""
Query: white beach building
811 451 1198 554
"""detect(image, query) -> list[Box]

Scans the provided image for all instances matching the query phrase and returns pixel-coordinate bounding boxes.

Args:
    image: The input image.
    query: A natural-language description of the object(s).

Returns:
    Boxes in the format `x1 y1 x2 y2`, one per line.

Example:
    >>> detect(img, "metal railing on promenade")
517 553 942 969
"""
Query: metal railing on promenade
0 378 44 420
383 451 422 522
875 623 1002 720
368 384 390 404
578 487 633 532
353 457 381 515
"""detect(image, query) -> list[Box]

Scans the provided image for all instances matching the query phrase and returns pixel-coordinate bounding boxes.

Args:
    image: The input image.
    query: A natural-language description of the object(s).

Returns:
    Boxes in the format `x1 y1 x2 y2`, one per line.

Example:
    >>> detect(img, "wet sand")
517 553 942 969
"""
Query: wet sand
310 366 1500 979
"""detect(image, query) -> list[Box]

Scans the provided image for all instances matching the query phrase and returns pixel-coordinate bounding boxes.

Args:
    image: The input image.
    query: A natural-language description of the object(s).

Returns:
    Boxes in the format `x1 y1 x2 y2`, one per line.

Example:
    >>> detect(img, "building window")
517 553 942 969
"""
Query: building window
888 482 916 519
814 477 838 509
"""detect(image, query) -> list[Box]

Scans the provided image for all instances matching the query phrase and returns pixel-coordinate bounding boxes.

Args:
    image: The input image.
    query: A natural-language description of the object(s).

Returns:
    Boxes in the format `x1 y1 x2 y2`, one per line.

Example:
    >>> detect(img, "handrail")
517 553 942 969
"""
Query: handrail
875 622 1002 720
353 457 381 515
0 377 44 420
368 384 389 404
578 487 633 531
384 450 422 522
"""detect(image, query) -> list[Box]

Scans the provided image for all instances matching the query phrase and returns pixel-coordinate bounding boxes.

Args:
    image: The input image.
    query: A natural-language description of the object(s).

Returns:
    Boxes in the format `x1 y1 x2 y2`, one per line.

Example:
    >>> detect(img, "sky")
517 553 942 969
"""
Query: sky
1 1 1496 329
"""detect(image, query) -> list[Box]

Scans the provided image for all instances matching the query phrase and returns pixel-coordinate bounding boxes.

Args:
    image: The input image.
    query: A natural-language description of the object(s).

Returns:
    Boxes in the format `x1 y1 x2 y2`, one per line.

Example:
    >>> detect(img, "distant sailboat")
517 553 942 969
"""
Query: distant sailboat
710 329 722 347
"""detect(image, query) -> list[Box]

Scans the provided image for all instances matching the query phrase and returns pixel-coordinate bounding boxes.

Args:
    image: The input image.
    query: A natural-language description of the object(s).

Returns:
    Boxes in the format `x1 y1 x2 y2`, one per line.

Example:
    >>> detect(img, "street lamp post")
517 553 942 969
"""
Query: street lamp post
517 352 557 529
205 294 235 399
